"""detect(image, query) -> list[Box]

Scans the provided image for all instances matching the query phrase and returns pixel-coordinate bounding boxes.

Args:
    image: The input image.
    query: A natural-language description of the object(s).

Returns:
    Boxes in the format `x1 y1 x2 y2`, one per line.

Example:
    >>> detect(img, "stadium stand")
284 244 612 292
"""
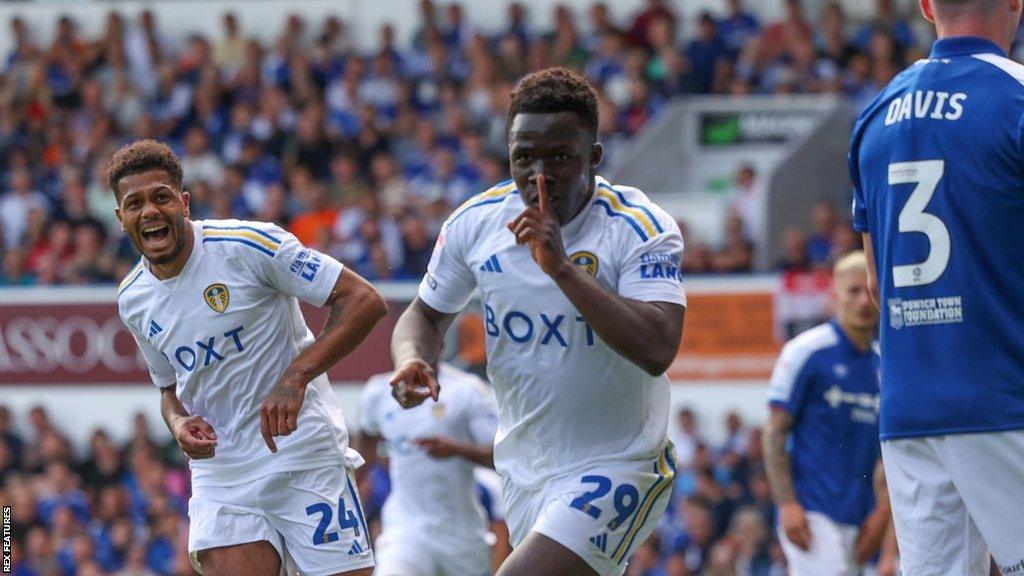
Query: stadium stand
0 0 933 287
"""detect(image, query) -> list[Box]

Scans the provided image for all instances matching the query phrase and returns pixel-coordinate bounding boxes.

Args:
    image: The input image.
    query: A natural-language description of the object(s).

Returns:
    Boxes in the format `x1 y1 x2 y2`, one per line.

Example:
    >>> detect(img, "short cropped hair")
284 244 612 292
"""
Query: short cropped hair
834 250 867 276
508 67 599 138
106 139 184 201
933 0 1001 12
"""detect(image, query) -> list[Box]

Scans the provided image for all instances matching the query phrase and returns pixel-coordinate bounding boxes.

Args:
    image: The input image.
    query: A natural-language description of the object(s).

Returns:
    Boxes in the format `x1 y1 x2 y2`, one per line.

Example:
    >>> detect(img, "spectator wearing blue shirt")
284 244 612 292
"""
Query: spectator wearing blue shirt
852 0 915 53
685 13 730 94
718 0 761 56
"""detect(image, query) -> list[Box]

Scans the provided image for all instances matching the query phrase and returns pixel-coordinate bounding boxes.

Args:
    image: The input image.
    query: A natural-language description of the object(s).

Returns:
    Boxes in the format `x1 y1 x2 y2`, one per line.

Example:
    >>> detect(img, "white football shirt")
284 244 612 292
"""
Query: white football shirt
117 219 363 487
418 176 686 489
360 364 499 545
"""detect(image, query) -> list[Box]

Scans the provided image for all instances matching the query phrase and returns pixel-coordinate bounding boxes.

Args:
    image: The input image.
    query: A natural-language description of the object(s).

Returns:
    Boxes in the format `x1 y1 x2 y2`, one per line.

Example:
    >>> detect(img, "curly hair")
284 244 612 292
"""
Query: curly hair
507 67 599 138
106 139 184 201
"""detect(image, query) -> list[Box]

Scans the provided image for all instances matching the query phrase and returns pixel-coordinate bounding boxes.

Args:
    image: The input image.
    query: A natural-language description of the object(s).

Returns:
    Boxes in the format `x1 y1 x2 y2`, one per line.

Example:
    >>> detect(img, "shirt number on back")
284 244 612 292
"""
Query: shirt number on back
888 160 950 287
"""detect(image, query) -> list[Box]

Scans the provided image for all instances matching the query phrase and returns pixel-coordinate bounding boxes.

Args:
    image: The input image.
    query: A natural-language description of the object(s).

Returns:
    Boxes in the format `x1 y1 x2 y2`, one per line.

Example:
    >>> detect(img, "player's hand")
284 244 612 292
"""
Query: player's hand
414 436 460 459
170 415 218 460
260 377 307 453
780 501 812 551
507 173 571 277
854 509 888 564
389 358 439 409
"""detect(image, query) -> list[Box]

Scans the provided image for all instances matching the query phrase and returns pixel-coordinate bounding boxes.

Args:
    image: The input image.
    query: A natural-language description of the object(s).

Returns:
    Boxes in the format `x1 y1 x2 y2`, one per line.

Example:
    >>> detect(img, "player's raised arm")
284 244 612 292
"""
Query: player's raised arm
260 267 387 453
389 297 458 407
510 174 684 375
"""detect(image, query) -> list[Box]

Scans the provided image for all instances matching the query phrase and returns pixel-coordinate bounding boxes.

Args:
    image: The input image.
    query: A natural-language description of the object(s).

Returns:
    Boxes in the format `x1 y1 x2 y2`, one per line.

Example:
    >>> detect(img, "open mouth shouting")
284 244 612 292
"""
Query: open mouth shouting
140 221 173 252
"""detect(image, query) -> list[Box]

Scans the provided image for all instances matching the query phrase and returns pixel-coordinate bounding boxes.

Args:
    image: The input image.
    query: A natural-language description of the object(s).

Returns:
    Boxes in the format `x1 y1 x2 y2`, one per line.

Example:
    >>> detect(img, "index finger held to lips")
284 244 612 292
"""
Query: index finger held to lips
536 173 550 214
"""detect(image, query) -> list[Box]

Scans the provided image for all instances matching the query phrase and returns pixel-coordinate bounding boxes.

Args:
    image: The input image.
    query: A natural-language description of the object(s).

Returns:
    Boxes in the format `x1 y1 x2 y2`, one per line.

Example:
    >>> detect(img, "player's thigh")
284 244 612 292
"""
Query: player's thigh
434 540 493 576
777 512 853 576
943 429 1024 572
188 483 285 575
496 532 599 576
373 530 435 576
259 465 375 576
507 449 676 576
197 540 281 576
881 438 990 576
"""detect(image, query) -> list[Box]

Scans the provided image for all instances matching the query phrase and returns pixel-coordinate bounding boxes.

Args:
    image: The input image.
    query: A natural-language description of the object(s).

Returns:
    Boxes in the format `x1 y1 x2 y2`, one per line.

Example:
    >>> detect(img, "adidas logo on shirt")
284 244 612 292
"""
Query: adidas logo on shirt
479 254 503 273
148 320 163 338
347 540 364 556
589 533 608 553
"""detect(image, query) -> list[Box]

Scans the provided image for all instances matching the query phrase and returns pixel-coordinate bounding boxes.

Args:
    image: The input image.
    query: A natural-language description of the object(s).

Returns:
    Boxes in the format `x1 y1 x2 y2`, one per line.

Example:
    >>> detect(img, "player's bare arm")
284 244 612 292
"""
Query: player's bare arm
414 436 495 468
509 174 684 376
160 385 218 459
389 297 457 407
855 458 892 563
763 406 812 550
260 267 387 452
862 233 879 308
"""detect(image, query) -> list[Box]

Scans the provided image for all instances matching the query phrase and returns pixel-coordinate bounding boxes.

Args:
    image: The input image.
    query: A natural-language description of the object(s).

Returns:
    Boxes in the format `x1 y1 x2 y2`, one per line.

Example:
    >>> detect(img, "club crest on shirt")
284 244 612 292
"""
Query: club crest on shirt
431 403 446 420
204 283 230 314
569 251 599 277
887 298 904 330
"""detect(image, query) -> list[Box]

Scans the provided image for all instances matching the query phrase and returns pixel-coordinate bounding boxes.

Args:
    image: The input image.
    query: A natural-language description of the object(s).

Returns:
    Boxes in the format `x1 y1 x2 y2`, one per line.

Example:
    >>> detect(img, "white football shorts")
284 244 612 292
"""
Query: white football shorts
502 444 676 576
188 465 374 576
778 510 861 576
881 429 1024 576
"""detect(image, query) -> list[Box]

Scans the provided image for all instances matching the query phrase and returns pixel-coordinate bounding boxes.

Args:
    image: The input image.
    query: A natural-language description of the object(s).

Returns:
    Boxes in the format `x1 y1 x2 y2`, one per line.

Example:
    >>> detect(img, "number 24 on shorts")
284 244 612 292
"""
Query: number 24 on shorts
570 475 641 531
306 497 361 545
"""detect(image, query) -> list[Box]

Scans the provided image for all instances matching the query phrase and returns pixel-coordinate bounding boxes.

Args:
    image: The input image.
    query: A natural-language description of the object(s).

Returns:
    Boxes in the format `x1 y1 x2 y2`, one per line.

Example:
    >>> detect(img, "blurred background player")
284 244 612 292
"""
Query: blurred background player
764 251 891 575
359 361 503 576
850 0 1024 573
389 67 686 576
111 140 385 575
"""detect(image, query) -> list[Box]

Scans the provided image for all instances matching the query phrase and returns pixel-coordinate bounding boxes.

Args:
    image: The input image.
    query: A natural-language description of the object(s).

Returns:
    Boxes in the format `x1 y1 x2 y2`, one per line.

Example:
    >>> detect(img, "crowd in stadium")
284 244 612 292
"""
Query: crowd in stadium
0 0 950 286
2 402 787 576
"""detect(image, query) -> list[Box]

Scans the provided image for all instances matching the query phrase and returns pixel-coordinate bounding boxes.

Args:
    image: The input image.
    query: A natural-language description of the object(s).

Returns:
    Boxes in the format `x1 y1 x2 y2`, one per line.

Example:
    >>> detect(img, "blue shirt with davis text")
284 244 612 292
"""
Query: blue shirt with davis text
849 37 1024 440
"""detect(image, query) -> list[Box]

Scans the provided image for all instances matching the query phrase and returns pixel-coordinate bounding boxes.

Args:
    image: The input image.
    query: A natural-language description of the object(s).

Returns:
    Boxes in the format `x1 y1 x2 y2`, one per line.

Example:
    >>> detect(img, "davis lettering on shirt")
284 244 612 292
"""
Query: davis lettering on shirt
884 90 967 126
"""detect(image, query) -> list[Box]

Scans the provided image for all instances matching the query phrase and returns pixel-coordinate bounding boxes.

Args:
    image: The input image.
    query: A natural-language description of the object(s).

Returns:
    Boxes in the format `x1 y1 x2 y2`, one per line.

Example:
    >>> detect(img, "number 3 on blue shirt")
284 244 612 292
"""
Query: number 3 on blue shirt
306 497 361 546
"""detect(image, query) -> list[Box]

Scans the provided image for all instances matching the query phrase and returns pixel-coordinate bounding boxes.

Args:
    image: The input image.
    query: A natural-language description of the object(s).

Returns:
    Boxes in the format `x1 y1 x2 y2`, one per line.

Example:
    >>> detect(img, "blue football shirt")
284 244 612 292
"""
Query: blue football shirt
768 321 881 527
849 37 1024 440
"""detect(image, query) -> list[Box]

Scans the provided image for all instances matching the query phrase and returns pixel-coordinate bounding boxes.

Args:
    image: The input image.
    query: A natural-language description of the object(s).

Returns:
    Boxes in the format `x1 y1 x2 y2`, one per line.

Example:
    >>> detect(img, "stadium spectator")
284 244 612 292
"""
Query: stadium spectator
0 168 49 251
669 407 705 470
0 249 33 286
774 228 811 272
853 0 915 53
179 127 224 188
730 163 763 243
807 201 839 268
718 0 761 56
711 213 754 273
685 13 730 95
628 0 677 51
289 168 338 250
